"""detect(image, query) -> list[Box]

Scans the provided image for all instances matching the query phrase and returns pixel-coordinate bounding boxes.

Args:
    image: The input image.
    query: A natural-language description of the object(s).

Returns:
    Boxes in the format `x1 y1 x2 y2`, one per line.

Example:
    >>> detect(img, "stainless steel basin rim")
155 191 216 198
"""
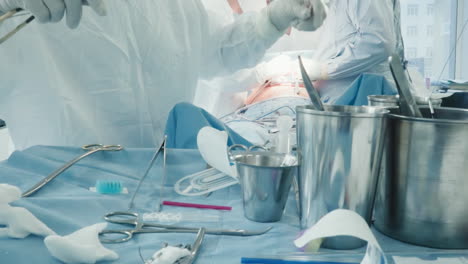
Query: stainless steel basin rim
388 106 468 124
296 105 389 118
232 152 299 168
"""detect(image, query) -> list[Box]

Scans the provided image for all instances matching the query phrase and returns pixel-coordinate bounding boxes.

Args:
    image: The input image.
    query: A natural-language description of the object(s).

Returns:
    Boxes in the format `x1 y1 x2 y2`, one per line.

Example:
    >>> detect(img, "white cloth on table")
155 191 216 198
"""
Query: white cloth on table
0 183 21 203
145 246 191 264
44 223 119 264
0 184 55 239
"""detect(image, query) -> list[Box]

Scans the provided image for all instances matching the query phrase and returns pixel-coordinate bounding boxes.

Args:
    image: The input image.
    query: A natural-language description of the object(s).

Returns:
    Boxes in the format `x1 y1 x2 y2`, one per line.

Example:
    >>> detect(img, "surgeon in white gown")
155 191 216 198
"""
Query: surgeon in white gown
0 0 327 150
304 0 403 103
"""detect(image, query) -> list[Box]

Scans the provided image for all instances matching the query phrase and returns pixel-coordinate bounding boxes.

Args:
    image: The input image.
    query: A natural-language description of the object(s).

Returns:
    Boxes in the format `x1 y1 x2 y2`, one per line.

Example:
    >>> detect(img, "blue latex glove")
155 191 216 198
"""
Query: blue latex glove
0 0 106 28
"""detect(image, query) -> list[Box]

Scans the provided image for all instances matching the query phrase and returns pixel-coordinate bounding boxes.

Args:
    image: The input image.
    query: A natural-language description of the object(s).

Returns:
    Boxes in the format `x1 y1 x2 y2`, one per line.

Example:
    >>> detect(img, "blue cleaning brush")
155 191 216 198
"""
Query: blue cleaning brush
95 180 124 194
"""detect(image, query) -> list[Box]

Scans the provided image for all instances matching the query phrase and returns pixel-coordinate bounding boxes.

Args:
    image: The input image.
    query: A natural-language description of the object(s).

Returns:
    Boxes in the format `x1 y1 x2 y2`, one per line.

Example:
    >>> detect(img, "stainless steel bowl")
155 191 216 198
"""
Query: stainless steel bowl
374 107 468 249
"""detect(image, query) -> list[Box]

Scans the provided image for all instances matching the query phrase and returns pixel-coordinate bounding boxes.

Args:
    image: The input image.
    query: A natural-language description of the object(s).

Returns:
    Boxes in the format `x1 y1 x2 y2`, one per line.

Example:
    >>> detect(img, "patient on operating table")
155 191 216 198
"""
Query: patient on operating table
194 54 313 147
191 47 396 148
244 55 311 105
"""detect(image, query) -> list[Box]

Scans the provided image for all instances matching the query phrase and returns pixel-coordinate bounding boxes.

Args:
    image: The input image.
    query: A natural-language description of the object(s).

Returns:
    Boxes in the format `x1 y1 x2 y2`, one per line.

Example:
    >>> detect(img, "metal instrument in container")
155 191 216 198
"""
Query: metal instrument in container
298 56 324 111
296 105 388 249
374 107 468 249
388 54 423 118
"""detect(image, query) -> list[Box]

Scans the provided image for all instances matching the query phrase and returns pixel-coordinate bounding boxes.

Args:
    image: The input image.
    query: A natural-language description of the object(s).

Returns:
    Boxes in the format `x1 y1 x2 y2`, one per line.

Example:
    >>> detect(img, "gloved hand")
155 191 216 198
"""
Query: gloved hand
267 0 327 32
255 55 297 83
303 58 328 80
0 0 106 29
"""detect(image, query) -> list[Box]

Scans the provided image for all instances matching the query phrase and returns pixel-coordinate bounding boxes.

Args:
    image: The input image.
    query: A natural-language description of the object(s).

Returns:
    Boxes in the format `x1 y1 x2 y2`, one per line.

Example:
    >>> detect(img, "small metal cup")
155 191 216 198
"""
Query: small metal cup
233 152 297 223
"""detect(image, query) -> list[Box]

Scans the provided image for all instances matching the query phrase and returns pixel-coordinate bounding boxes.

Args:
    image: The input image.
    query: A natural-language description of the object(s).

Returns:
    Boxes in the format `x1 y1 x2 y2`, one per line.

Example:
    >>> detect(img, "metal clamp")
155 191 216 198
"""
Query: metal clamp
22 144 123 197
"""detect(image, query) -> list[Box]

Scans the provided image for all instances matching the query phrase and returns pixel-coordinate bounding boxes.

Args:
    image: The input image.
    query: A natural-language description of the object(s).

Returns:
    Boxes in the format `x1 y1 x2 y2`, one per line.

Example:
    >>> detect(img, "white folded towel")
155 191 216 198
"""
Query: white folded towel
44 223 119 264
0 183 21 203
0 184 55 238
0 204 56 238
145 246 191 264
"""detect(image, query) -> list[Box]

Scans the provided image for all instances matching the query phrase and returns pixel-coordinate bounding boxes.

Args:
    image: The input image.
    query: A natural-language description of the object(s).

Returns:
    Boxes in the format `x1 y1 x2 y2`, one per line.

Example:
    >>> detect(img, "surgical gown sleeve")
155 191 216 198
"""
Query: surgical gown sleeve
199 8 284 78
322 0 396 80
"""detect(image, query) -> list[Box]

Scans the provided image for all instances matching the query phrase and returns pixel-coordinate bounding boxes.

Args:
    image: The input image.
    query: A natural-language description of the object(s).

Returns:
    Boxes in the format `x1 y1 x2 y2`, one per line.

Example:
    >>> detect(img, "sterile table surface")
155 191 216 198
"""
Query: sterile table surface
0 146 467 264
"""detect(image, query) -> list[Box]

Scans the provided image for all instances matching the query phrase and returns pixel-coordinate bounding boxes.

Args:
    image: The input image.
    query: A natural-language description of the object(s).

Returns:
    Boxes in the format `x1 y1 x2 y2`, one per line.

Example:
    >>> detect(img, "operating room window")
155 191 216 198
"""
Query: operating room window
407 5 418 16
426 25 433 37
425 47 433 57
427 4 434 16
400 0 458 80
424 59 433 77
457 0 468 79
406 26 418 37
442 22 451 35
406 48 418 58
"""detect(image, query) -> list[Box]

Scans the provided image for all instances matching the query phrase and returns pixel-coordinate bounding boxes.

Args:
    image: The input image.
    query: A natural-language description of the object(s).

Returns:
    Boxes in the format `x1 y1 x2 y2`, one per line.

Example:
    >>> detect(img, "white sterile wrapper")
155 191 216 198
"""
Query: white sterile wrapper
197 127 237 178
294 209 386 264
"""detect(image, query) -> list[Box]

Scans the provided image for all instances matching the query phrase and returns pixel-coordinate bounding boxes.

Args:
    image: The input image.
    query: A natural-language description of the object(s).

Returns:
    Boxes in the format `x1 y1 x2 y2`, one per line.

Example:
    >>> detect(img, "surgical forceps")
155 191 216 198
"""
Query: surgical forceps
99 211 273 243
22 144 123 197
182 227 205 264
0 8 34 45
0 1 95 45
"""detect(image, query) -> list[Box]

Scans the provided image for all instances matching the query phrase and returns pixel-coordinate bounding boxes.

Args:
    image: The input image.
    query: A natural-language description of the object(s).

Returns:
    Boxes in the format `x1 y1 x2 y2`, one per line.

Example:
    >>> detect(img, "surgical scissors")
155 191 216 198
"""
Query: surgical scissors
99 211 273 243
22 144 123 197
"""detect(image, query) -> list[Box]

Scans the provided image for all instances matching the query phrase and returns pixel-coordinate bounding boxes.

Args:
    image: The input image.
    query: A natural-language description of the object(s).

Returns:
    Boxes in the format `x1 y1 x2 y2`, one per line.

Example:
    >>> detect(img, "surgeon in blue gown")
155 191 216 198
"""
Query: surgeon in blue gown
303 0 403 104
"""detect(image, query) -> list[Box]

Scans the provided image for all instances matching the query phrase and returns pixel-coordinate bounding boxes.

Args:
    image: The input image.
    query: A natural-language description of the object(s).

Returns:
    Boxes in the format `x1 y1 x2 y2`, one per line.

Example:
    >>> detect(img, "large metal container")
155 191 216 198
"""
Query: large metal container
374 107 468 249
296 105 388 249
